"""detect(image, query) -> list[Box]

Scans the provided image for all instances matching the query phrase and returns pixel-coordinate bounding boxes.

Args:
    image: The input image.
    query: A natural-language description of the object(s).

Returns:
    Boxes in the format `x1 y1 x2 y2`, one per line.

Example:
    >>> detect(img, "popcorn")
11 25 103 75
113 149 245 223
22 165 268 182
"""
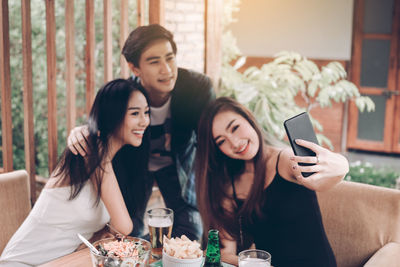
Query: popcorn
163 235 203 259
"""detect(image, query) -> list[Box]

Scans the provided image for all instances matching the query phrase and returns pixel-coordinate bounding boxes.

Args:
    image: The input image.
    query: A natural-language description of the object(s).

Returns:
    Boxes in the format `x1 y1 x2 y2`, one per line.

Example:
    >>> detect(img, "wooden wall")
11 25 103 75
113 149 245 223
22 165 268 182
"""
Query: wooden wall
0 0 159 202
0 0 223 203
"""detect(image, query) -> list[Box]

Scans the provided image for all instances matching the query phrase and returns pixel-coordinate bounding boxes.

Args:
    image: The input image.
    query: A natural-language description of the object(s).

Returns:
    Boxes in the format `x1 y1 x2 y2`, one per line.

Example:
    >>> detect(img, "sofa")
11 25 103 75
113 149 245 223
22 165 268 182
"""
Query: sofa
0 170 31 254
317 181 400 267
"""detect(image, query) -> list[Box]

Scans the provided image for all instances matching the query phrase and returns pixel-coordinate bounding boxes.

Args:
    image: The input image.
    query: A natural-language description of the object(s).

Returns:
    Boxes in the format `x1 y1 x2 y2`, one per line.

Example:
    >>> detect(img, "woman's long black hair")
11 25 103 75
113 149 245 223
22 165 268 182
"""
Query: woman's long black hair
53 79 150 206
196 97 273 243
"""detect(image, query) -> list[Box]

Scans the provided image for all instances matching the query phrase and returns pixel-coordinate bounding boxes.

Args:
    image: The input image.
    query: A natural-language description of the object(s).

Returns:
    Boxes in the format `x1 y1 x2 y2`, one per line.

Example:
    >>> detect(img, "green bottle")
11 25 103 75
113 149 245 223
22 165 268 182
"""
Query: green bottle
204 229 222 267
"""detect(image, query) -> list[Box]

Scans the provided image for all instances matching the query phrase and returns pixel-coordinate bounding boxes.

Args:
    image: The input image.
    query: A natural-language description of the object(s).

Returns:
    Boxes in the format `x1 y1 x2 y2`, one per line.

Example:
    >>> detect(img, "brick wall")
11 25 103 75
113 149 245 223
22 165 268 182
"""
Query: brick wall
165 0 205 73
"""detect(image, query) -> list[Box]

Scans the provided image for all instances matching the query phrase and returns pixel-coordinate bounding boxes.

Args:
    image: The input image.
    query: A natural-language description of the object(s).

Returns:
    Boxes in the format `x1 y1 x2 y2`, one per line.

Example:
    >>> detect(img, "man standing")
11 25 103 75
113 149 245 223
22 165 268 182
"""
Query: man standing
68 24 215 241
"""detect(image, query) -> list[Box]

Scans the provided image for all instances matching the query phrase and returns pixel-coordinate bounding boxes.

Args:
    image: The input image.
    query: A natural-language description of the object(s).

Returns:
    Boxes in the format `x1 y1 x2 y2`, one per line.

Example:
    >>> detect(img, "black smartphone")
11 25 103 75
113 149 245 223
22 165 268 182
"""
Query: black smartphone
284 112 319 177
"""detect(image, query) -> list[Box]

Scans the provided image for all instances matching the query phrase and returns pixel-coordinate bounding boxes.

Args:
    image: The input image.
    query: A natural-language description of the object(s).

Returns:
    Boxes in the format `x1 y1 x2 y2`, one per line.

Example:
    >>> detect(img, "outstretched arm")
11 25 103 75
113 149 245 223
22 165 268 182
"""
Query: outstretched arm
218 198 241 266
67 125 90 156
100 161 133 235
279 140 349 191
220 229 239 266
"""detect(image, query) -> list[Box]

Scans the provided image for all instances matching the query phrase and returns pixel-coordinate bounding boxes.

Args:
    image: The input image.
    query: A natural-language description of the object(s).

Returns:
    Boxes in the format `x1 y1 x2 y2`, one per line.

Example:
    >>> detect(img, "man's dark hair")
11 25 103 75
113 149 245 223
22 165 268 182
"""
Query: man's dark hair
122 24 177 67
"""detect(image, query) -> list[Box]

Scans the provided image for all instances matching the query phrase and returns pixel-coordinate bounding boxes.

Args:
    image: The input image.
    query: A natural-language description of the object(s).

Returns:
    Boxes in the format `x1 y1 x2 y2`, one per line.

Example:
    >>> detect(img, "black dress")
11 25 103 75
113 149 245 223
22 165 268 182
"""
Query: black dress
231 153 337 267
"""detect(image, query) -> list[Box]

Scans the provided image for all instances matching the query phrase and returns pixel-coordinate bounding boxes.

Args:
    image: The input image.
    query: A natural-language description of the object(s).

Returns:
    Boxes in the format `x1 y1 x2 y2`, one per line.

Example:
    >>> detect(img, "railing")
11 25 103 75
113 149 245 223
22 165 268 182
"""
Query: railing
0 0 165 203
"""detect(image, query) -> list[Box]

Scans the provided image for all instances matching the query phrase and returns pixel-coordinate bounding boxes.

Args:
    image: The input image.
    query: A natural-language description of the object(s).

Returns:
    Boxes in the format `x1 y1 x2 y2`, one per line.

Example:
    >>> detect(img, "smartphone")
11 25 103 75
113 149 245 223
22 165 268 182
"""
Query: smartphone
284 112 319 177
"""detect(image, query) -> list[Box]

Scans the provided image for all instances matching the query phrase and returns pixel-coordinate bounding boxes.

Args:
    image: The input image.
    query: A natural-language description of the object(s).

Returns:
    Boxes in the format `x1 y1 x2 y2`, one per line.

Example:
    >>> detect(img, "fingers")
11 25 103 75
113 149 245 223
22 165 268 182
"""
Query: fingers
72 134 88 156
291 164 302 179
67 126 90 156
291 164 321 178
290 156 322 185
297 164 322 173
289 146 348 191
290 162 306 183
67 130 80 155
295 139 324 153
67 138 79 155
291 155 319 165
82 126 89 137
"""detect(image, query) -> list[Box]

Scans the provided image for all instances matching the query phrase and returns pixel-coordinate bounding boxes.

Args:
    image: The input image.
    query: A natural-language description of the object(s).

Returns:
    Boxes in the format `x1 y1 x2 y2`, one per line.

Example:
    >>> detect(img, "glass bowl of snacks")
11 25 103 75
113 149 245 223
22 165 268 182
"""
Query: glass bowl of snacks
90 236 151 267
162 235 203 267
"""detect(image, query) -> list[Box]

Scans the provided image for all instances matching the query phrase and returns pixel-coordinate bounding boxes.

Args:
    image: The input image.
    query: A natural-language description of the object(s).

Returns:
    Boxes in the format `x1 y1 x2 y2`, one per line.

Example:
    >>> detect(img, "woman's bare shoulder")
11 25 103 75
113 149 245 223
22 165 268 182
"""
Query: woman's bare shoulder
44 170 69 189
265 146 295 185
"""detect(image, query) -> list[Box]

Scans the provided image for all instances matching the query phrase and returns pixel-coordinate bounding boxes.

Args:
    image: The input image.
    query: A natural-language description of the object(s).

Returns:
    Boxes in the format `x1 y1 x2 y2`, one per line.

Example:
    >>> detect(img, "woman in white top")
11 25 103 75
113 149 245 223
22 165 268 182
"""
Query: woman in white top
0 79 150 266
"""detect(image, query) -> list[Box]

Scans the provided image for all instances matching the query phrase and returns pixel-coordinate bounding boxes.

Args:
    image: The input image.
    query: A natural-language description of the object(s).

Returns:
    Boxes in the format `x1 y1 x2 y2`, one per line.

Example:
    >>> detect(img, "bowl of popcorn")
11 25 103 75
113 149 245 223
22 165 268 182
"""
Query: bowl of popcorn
162 235 203 267
90 236 151 267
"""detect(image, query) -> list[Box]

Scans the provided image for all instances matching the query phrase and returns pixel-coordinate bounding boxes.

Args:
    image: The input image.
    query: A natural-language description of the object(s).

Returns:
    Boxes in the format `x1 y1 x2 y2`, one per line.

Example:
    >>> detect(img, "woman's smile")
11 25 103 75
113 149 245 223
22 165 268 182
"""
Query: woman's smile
132 129 145 137
235 140 250 155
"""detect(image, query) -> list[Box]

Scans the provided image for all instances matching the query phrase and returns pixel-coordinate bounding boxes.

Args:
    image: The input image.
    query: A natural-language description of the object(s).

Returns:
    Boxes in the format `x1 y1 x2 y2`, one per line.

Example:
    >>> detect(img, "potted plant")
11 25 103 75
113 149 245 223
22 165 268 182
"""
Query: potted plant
219 0 374 148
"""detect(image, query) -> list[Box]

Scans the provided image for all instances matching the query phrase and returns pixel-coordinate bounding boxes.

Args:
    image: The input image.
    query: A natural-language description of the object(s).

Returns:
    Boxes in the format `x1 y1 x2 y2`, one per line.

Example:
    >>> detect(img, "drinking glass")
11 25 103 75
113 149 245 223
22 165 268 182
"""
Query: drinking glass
146 208 174 259
238 249 271 267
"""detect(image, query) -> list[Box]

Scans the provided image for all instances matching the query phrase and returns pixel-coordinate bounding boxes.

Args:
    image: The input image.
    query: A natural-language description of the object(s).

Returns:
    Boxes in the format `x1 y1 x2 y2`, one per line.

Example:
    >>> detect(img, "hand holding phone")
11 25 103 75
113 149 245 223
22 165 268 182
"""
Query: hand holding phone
284 112 319 177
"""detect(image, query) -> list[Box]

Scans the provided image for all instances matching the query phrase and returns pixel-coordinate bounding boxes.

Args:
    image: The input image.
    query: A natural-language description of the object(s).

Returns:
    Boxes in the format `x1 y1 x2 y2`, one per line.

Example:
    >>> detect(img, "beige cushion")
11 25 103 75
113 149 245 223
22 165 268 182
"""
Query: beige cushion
317 181 400 267
0 170 31 254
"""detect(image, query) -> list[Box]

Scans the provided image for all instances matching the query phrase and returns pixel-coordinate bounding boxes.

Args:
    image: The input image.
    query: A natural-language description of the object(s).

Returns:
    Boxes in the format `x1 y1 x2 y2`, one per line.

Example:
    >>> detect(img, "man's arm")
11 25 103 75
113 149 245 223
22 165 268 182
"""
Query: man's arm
67 125 90 156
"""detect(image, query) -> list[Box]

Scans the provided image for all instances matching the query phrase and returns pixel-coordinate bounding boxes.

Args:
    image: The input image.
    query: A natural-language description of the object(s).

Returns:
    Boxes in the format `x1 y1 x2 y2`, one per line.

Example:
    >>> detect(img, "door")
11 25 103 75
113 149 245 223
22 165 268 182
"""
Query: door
347 0 400 153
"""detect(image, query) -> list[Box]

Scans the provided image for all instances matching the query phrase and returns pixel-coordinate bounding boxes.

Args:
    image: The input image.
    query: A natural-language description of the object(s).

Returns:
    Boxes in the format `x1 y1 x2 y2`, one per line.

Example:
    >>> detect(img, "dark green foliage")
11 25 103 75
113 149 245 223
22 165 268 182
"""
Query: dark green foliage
345 161 400 189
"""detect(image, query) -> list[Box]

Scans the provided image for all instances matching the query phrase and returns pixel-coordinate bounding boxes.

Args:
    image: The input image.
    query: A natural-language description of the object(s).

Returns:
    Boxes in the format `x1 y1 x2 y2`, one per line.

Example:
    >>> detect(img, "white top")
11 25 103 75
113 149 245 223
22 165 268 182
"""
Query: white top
150 97 171 125
0 181 110 267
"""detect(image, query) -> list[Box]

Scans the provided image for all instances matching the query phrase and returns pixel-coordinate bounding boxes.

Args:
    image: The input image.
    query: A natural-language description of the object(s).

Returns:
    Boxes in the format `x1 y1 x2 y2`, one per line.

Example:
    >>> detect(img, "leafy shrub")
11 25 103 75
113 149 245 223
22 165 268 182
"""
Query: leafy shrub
345 161 400 189
1 0 138 177
219 0 374 149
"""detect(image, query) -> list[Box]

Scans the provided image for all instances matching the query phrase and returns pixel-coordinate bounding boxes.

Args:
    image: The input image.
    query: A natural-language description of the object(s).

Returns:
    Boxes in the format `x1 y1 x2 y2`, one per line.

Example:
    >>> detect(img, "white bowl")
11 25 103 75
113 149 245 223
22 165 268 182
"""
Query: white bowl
162 250 203 267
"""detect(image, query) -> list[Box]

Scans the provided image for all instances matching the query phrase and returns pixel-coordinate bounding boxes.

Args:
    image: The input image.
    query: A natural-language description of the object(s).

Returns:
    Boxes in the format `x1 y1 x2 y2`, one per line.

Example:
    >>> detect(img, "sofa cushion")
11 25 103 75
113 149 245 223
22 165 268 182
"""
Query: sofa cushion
0 170 31 254
317 181 400 267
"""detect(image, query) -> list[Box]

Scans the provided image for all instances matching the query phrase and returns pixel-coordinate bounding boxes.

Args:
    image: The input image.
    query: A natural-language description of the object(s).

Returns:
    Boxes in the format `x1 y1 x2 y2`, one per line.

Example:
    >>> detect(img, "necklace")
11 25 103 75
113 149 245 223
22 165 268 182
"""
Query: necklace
239 215 244 248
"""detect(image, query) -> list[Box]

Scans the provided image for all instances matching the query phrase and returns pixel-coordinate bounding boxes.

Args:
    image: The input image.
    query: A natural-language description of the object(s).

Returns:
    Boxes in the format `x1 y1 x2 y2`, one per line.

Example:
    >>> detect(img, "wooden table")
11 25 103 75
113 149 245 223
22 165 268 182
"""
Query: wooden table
38 250 237 267
38 248 91 267
38 248 160 267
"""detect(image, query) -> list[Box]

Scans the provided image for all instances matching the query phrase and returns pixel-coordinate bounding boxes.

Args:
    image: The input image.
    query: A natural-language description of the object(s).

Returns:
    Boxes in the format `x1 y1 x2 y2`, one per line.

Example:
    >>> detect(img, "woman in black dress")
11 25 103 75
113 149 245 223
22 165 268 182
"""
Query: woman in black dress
196 97 348 267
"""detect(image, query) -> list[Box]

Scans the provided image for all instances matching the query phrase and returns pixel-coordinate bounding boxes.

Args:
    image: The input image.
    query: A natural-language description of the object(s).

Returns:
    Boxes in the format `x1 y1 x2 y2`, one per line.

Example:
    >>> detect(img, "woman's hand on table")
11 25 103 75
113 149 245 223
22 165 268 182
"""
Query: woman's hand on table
290 139 349 192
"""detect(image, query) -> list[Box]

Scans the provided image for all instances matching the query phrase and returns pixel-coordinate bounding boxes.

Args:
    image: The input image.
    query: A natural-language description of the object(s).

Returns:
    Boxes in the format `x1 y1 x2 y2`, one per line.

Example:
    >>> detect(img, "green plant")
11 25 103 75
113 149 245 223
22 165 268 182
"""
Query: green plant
0 0 138 177
219 0 375 148
345 161 400 189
